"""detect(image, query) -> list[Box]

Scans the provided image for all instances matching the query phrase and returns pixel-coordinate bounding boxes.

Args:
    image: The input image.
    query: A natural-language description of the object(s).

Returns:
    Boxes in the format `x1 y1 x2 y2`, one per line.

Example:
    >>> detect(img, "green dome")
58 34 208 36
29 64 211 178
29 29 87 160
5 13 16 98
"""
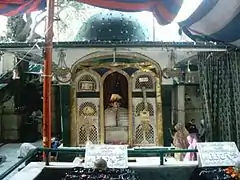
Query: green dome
75 11 150 42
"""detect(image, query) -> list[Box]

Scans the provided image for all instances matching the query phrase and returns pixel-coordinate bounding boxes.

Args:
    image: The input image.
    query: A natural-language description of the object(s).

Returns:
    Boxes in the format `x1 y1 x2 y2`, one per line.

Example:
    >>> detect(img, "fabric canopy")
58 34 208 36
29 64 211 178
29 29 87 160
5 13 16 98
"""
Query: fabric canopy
0 0 46 16
0 0 183 25
179 0 240 47
76 0 183 25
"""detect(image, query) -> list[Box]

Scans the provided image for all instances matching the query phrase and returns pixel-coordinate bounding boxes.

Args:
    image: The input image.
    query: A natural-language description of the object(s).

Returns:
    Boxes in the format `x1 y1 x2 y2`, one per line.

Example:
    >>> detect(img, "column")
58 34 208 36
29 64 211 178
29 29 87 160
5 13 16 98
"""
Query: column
177 85 185 125
171 85 176 125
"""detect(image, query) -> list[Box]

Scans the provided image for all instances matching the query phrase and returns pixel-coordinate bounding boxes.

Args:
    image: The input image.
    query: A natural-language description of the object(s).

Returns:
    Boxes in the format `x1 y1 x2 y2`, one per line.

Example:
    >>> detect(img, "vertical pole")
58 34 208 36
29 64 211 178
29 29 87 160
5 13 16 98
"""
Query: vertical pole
43 0 54 160
177 85 185 125
152 14 156 41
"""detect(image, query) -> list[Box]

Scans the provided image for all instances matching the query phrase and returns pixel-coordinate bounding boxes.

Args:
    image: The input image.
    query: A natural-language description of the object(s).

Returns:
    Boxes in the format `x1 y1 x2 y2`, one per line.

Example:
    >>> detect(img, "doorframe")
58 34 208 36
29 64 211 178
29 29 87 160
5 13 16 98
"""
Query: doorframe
71 69 101 146
131 70 163 146
101 69 132 145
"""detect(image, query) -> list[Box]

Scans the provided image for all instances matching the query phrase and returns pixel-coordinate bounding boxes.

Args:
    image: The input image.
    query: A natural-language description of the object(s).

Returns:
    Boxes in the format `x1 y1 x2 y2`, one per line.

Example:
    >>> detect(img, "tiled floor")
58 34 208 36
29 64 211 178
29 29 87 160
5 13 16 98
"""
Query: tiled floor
0 141 42 180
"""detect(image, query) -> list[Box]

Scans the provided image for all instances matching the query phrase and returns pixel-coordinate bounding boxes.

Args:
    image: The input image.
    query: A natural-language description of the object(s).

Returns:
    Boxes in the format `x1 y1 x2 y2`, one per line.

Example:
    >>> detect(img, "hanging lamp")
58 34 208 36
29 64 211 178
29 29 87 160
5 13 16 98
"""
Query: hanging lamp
110 77 122 103
168 50 176 69
186 60 191 83
55 49 71 83
162 50 178 79
110 48 119 67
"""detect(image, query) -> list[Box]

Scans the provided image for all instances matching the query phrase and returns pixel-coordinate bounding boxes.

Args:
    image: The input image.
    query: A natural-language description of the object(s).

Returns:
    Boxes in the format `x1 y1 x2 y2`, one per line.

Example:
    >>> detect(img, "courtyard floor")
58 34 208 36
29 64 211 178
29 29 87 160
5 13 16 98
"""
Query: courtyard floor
0 141 42 180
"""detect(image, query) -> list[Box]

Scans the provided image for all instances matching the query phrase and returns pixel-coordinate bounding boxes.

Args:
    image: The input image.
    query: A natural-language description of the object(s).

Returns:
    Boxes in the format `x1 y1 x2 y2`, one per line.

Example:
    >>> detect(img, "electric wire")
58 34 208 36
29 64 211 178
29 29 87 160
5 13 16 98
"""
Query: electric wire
0 9 57 79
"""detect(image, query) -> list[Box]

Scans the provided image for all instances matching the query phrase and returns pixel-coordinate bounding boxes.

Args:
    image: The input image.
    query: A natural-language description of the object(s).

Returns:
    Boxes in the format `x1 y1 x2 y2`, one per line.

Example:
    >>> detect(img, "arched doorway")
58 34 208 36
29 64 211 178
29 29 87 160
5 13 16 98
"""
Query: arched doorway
103 72 129 144
104 72 128 109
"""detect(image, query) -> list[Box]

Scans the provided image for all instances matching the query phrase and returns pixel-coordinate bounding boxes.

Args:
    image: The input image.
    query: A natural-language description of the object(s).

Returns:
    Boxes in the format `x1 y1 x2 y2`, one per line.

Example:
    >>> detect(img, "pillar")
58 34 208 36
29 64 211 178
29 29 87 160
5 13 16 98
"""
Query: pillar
171 85 177 125
177 85 185 125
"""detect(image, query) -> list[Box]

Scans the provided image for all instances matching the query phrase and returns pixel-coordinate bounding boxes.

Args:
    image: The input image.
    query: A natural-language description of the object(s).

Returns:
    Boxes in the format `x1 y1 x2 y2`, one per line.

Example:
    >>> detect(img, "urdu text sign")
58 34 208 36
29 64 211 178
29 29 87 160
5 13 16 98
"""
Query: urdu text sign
197 142 240 167
84 144 128 168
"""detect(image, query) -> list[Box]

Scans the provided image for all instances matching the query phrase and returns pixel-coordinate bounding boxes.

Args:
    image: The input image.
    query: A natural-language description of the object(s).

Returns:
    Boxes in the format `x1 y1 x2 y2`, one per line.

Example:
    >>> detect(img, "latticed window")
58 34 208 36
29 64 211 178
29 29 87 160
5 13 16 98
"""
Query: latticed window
135 124 154 144
135 102 154 116
135 74 154 89
79 125 98 144
78 102 97 116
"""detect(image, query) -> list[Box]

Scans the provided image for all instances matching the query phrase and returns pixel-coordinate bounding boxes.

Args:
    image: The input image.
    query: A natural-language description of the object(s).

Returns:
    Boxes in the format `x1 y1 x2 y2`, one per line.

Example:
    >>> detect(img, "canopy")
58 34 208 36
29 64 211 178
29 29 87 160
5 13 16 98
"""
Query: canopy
0 0 183 25
179 0 240 47
76 0 183 25
0 0 46 16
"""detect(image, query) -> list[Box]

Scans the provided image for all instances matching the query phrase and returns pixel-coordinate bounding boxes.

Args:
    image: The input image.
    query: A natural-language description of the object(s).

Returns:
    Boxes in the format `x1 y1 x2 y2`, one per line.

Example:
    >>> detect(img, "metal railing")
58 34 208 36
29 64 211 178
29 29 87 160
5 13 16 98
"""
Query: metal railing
0 147 198 180
0 148 39 180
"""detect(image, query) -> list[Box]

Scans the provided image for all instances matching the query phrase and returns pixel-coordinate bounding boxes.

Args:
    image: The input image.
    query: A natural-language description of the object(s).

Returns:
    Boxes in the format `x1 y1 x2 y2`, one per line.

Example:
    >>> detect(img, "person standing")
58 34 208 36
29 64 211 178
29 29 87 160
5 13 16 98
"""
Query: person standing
173 123 189 161
184 119 199 161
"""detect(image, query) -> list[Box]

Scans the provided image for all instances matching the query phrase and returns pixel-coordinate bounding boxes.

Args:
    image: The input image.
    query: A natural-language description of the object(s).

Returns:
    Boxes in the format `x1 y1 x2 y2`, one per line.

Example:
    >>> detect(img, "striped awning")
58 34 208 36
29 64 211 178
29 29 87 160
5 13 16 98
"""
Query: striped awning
179 0 240 47
0 0 46 16
77 0 183 25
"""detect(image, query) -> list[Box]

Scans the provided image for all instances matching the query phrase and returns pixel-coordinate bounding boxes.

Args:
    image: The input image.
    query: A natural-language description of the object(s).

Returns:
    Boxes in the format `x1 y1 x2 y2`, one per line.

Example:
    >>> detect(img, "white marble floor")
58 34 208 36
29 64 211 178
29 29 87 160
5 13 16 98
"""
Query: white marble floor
0 143 198 179
0 141 42 180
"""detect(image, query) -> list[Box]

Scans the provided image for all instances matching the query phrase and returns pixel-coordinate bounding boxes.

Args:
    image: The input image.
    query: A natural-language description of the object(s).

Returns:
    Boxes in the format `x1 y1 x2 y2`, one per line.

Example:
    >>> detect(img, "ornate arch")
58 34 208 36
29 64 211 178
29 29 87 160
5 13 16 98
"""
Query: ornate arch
71 51 162 76
101 68 130 81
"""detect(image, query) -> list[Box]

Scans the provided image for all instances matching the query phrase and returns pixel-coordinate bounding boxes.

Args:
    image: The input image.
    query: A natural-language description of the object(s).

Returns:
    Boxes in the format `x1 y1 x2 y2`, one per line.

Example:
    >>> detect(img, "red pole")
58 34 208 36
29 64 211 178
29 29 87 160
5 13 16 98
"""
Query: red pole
43 0 54 159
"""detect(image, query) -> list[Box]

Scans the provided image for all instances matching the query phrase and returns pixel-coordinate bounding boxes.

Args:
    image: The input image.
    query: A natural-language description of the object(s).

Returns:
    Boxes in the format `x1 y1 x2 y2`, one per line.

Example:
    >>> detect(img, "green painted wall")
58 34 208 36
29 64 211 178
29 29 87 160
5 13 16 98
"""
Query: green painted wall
161 85 173 146
59 85 71 146
54 86 61 137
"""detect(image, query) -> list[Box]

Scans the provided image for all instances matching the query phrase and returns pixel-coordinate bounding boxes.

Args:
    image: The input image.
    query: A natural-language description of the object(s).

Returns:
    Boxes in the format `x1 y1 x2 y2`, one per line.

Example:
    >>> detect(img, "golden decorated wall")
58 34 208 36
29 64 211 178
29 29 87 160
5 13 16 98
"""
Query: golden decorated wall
70 60 163 147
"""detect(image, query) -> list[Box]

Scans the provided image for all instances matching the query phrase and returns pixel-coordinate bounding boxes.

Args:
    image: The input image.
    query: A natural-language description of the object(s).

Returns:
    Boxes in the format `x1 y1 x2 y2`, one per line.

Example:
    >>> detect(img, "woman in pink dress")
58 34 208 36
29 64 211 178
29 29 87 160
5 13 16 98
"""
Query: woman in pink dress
172 123 189 161
184 122 198 161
